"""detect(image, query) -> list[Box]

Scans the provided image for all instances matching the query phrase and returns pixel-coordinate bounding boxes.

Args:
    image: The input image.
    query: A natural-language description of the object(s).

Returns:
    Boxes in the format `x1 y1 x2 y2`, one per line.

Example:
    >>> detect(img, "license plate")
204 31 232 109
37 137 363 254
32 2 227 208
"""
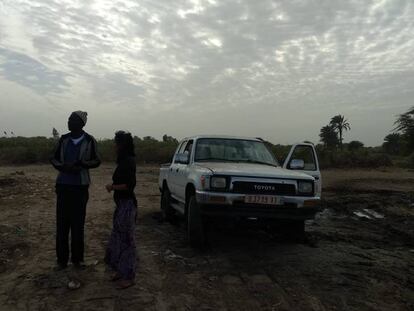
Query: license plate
244 195 282 205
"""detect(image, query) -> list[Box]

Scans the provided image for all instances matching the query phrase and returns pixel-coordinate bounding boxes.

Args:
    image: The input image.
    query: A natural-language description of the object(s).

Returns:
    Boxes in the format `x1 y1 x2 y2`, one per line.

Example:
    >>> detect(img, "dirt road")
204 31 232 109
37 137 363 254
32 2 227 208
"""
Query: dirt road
0 165 413 311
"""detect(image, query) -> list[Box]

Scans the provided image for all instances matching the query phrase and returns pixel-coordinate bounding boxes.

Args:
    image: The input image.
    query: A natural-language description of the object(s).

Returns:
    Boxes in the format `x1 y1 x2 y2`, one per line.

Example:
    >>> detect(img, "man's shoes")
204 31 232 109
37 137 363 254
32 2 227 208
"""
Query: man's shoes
53 263 68 272
110 273 122 282
116 279 135 290
73 262 86 270
68 279 82 290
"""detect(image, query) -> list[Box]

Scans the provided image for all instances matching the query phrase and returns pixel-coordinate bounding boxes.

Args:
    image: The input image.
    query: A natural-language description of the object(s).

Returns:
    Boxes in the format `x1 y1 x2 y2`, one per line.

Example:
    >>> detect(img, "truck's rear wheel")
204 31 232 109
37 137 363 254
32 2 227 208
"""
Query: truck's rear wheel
187 195 205 248
161 187 175 222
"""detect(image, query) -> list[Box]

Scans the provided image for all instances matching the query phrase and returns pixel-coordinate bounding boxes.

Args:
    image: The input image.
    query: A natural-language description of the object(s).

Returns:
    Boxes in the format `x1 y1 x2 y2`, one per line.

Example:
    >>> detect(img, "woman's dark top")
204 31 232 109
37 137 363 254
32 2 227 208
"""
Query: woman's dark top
112 155 137 206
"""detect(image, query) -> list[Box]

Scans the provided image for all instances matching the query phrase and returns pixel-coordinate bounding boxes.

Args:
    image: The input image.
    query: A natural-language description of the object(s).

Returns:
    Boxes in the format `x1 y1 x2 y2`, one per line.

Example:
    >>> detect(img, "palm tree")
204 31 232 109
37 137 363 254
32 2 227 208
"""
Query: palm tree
394 106 414 131
319 125 339 148
394 106 414 150
330 115 351 149
383 133 402 154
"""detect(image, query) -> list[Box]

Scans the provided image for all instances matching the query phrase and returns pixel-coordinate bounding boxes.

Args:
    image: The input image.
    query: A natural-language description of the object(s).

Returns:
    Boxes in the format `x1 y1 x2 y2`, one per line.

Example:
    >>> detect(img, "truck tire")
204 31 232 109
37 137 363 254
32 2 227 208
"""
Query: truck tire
161 187 175 222
187 195 205 248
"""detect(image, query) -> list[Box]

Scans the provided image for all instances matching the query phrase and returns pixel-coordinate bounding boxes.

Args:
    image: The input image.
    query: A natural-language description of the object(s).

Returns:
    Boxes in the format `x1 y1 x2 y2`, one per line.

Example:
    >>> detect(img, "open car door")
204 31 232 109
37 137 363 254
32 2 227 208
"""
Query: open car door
283 143 322 197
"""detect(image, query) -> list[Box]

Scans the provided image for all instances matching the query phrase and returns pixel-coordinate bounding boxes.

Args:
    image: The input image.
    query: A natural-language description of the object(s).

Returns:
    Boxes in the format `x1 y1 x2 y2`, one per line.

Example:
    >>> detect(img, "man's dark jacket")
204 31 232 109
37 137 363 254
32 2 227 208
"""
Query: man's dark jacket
51 132 101 185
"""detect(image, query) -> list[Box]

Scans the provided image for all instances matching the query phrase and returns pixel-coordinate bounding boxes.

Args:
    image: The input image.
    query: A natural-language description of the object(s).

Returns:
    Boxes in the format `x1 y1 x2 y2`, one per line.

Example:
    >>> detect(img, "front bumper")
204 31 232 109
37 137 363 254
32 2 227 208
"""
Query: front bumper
196 190 321 220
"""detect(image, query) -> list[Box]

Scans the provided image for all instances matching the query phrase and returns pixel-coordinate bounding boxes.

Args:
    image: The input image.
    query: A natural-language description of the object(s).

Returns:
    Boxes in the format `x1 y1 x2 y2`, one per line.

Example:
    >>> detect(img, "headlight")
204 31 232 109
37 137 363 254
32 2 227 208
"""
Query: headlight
298 181 313 194
211 176 227 189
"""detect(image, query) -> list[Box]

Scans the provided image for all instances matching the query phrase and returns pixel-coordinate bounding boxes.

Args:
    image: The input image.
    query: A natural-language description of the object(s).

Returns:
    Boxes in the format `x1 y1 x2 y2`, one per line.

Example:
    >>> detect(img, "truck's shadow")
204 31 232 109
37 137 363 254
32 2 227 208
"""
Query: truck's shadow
145 212 316 253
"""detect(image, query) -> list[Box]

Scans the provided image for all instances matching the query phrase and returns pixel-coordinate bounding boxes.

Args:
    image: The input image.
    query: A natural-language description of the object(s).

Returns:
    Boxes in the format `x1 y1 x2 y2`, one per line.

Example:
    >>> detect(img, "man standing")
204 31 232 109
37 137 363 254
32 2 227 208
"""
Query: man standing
51 111 101 270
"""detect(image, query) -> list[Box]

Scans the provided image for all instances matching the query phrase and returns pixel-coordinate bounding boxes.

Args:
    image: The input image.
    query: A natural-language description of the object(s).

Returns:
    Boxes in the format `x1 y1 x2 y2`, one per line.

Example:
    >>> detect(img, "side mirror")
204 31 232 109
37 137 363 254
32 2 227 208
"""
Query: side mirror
176 153 189 164
289 159 305 170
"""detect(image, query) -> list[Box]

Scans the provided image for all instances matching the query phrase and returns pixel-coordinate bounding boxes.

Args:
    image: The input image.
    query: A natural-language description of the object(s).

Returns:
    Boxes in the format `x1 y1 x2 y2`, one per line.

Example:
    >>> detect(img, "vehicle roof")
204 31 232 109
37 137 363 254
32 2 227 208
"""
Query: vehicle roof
181 135 263 142
179 135 316 147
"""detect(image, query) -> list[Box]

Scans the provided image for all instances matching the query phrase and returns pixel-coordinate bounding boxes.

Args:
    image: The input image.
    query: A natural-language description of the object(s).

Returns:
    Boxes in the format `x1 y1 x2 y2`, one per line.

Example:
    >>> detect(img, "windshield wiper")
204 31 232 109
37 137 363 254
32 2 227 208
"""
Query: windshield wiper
195 157 244 163
196 158 237 162
196 158 278 167
237 159 278 167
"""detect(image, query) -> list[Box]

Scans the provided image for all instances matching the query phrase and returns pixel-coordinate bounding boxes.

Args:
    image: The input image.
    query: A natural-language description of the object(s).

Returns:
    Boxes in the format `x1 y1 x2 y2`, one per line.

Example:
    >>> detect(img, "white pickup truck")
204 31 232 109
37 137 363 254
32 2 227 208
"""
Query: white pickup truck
159 135 321 246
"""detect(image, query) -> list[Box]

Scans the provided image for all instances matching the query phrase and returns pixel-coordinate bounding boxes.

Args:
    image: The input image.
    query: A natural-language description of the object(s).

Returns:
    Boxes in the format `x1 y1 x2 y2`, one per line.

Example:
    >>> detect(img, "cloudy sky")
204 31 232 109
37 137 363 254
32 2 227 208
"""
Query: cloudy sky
0 0 413 146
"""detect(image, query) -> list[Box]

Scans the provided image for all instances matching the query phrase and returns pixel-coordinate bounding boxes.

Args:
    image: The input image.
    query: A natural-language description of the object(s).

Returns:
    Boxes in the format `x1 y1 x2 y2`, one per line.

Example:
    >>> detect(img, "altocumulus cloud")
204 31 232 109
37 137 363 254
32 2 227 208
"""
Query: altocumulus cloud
0 0 413 145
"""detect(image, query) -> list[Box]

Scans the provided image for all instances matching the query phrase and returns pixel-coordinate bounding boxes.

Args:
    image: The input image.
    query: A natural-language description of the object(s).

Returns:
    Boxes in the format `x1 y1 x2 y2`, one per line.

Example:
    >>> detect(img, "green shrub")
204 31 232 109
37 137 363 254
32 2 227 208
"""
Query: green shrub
315 148 392 169
0 137 55 164
0 136 178 165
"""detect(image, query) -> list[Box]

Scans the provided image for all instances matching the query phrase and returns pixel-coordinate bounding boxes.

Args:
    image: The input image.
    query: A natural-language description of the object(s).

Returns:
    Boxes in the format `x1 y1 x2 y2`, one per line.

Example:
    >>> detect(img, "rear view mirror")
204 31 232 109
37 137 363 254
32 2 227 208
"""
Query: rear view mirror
176 153 189 164
290 159 305 170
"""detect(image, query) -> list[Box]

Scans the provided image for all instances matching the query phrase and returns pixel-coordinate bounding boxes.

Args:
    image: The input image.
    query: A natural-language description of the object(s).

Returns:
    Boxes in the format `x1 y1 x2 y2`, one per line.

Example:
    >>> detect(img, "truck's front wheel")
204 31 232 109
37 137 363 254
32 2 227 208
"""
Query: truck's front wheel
161 187 175 222
187 195 205 248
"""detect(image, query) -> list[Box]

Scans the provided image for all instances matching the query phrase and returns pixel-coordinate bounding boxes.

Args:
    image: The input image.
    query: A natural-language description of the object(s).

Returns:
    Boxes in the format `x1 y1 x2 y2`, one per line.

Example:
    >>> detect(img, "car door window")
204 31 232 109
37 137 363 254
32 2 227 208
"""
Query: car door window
174 141 187 163
288 145 317 171
183 140 194 162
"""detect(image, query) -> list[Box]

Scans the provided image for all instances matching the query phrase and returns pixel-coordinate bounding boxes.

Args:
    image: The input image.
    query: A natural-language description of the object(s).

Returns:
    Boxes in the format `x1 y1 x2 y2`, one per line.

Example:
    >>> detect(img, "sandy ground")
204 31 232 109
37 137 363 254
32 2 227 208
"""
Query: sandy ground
0 165 413 311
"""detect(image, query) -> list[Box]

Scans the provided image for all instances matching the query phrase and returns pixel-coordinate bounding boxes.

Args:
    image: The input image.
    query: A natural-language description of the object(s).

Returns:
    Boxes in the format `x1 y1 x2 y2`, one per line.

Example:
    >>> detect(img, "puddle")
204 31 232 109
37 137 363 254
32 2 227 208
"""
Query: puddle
353 211 372 219
353 209 385 220
314 208 348 221
315 208 335 220
363 209 385 219
0 178 17 187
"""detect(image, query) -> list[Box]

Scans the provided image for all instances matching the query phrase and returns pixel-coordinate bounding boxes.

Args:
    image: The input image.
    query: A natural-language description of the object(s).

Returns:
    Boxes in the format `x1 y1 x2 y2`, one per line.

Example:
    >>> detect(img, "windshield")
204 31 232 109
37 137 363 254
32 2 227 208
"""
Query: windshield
195 138 278 166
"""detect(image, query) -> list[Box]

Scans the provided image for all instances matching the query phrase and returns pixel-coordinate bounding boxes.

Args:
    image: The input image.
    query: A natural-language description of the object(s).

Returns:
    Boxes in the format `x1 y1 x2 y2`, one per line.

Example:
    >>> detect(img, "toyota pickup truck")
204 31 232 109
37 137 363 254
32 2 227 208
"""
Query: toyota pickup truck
159 135 321 246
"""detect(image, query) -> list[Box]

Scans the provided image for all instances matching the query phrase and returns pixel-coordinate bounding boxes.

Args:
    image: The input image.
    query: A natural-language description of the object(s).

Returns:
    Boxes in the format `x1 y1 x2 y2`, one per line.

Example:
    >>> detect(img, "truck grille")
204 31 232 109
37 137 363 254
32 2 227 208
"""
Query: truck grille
232 182 296 196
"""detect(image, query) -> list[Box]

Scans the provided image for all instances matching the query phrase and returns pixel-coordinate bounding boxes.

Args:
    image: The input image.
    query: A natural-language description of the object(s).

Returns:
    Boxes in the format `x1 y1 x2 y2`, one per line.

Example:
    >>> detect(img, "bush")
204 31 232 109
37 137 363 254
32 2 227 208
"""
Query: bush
0 136 178 165
347 141 364 151
0 137 55 164
316 148 392 169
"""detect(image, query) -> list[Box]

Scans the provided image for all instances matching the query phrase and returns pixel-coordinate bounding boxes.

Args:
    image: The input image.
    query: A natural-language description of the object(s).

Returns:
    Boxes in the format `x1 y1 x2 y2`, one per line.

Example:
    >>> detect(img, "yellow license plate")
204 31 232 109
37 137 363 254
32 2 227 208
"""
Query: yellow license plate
244 195 282 205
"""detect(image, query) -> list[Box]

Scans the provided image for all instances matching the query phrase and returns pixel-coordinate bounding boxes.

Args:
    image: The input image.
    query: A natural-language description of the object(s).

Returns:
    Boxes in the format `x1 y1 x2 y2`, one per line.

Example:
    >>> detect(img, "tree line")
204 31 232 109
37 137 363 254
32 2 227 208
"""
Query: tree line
316 107 413 168
383 107 414 155
0 134 179 165
0 107 413 168
319 107 413 156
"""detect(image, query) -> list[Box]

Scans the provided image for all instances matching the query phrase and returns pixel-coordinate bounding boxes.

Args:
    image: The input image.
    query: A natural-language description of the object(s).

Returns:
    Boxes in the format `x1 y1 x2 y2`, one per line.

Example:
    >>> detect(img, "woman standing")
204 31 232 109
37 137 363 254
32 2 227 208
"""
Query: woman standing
105 131 137 289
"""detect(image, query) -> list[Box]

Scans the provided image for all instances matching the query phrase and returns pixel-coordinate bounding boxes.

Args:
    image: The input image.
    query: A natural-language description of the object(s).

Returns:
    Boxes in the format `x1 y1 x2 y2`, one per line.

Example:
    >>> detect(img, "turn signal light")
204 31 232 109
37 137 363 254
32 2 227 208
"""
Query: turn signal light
209 196 226 203
303 199 320 207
